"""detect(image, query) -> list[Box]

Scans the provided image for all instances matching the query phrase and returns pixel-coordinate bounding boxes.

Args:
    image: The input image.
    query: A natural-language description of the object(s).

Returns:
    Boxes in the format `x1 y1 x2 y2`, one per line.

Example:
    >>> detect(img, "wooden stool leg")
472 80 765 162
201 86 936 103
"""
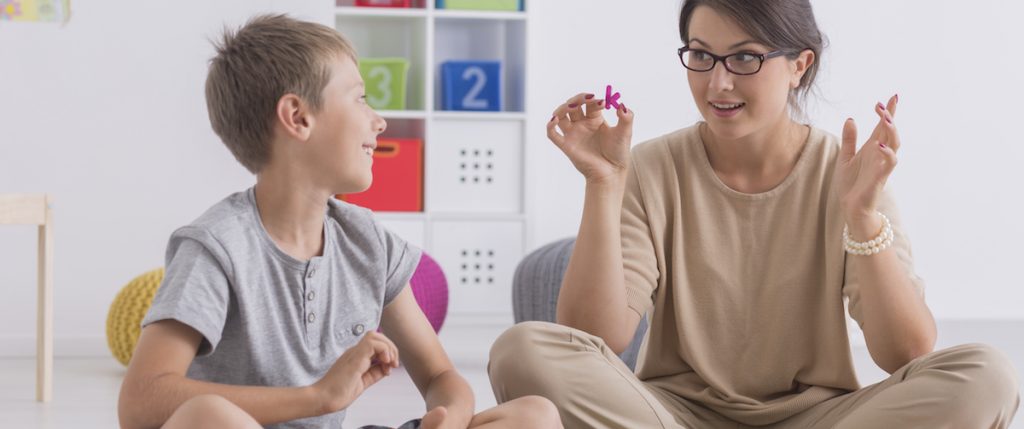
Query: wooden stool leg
36 201 53 402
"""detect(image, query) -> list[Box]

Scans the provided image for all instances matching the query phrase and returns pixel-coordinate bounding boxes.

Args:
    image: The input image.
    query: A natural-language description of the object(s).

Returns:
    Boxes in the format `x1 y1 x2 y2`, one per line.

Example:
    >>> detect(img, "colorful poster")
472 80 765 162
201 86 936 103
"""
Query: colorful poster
0 0 71 23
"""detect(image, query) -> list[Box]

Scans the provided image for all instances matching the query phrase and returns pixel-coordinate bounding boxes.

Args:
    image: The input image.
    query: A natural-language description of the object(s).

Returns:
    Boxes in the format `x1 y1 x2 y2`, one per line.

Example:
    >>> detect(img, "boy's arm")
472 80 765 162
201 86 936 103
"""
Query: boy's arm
381 286 475 427
118 320 323 429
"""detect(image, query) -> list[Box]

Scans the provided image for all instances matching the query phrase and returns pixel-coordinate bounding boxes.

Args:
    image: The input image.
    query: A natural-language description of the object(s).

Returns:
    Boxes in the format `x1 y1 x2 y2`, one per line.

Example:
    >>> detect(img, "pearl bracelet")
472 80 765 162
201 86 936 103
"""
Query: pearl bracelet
842 212 894 256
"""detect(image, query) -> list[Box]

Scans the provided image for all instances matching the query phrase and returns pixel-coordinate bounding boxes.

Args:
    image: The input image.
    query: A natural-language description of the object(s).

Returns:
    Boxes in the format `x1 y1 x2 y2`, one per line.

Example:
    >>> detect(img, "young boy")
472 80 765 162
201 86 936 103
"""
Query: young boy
117 14 561 429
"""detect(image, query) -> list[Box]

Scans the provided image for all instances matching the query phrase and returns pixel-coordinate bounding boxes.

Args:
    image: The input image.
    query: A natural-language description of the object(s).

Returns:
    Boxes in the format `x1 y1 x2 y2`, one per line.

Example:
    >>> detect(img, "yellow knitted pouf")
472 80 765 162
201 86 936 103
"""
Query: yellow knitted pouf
106 268 164 366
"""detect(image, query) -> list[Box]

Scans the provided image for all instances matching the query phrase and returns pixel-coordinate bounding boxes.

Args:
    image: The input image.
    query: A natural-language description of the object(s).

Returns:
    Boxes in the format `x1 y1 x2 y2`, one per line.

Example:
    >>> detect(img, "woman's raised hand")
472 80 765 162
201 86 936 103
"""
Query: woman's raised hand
547 92 634 185
836 94 901 231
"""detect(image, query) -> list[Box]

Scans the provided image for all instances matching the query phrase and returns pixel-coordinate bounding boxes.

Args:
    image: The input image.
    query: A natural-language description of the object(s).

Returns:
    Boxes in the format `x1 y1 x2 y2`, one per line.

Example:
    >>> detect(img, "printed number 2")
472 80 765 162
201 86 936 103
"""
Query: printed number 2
461 67 489 110
368 66 393 108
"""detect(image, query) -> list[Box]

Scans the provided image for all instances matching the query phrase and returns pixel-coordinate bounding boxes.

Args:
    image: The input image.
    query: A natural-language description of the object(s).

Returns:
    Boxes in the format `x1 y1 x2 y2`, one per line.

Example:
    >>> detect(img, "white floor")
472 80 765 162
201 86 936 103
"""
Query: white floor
1 320 1021 428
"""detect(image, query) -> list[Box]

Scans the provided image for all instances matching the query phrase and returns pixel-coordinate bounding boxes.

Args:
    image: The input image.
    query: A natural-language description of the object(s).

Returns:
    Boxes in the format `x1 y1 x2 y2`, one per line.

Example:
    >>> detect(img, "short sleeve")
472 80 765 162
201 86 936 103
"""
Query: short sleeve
142 232 231 357
622 156 661 318
842 190 926 327
377 224 423 306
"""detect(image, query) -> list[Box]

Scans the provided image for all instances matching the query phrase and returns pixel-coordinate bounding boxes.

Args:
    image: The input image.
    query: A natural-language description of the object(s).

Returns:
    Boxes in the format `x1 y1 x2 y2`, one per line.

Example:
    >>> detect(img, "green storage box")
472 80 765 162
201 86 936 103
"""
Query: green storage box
358 58 410 110
436 0 521 12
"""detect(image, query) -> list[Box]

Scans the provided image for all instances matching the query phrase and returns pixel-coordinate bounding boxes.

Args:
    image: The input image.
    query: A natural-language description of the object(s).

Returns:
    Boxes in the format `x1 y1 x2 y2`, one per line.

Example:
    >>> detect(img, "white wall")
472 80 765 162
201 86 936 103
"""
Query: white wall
1 0 1021 357
0 0 330 355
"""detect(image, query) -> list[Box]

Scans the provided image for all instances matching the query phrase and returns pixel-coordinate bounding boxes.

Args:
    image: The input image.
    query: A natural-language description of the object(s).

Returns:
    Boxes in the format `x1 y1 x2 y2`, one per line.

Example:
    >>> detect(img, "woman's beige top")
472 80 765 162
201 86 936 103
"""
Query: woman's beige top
622 123 924 426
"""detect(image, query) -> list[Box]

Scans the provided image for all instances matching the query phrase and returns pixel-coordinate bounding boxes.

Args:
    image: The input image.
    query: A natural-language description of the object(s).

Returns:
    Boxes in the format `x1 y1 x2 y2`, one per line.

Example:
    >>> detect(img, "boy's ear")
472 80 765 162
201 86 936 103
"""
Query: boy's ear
276 93 314 141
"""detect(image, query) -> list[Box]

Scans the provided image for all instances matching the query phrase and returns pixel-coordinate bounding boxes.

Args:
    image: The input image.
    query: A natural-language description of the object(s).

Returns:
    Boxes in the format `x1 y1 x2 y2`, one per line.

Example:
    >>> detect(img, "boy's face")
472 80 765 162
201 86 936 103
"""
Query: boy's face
306 54 387 194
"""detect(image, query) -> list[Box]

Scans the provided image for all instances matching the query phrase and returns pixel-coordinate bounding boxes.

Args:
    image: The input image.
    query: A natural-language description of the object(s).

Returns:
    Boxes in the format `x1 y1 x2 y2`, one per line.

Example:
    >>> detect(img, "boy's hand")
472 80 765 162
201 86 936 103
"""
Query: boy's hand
312 331 399 414
421 406 456 429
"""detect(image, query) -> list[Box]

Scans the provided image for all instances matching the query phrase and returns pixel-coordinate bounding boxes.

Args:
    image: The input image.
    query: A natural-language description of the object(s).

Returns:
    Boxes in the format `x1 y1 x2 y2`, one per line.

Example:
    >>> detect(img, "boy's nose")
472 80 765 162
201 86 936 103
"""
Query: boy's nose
374 115 387 134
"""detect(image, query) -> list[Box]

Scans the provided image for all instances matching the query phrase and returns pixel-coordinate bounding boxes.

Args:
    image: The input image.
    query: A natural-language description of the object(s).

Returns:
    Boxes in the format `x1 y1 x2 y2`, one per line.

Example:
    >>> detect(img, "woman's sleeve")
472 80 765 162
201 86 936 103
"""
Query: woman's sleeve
622 155 661 318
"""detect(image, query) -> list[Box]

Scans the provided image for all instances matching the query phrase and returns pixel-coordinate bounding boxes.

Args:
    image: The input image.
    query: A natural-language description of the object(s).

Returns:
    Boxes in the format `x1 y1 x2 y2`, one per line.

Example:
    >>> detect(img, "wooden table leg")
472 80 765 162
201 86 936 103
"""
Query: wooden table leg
36 199 53 402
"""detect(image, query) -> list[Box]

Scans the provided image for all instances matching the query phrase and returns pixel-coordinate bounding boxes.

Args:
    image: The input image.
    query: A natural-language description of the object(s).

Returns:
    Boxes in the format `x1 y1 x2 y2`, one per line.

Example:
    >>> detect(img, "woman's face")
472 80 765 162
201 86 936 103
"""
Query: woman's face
685 5 812 141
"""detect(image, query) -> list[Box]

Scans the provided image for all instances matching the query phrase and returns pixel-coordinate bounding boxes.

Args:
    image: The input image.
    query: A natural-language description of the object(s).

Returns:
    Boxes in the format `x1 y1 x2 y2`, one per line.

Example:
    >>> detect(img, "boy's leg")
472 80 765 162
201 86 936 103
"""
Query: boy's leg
161 394 262 429
777 343 1020 429
487 321 699 429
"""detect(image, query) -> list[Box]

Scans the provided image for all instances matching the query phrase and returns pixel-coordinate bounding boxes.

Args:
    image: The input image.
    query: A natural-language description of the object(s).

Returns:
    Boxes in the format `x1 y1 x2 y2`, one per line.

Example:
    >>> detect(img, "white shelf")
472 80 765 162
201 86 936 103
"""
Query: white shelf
433 18 526 111
335 6 428 18
432 111 525 121
374 212 428 221
333 2 530 315
335 14 428 111
377 110 428 119
428 212 525 221
374 212 524 222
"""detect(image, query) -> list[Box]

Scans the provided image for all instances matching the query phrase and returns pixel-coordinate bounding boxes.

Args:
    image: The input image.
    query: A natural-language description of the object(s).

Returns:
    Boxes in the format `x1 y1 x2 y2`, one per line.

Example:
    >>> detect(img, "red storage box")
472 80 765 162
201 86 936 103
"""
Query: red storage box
355 0 412 7
341 138 423 212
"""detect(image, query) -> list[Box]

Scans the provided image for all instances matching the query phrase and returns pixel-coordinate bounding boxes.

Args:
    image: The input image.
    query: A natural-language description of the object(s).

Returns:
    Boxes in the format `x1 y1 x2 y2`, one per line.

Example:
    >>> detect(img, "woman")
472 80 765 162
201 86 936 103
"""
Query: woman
487 1 1019 427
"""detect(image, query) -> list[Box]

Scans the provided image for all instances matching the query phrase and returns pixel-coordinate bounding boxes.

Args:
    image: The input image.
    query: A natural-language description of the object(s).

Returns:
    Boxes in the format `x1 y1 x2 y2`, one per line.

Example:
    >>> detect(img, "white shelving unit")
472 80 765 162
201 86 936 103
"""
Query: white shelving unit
333 1 529 318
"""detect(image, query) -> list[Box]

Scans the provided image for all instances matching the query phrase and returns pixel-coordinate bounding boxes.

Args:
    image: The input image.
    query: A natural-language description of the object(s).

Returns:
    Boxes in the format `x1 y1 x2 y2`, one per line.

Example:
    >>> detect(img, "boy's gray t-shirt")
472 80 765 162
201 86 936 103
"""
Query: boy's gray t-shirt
142 188 422 429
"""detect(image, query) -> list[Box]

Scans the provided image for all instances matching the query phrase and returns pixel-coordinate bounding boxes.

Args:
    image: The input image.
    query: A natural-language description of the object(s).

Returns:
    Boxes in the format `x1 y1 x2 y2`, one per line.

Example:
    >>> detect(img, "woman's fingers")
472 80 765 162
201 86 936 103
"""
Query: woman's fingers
547 115 566 148
564 92 592 106
567 103 585 122
874 103 901 153
886 93 898 118
564 93 592 122
875 141 899 184
613 102 634 138
583 98 604 119
841 118 857 162
865 94 898 145
551 93 589 130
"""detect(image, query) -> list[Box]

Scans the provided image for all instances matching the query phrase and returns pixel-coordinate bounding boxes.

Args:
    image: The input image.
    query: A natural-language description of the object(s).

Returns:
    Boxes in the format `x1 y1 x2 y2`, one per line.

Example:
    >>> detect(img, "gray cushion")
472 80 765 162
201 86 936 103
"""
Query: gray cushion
512 238 649 371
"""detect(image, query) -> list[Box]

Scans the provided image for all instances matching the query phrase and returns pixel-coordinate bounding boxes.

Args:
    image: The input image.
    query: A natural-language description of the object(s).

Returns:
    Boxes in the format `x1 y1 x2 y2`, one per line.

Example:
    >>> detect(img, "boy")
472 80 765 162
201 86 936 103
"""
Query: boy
117 14 561 429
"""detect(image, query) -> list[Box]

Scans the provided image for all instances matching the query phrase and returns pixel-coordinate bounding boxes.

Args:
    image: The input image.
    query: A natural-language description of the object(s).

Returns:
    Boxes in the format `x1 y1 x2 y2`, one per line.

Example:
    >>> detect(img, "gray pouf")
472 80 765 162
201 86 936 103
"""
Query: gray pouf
512 237 649 371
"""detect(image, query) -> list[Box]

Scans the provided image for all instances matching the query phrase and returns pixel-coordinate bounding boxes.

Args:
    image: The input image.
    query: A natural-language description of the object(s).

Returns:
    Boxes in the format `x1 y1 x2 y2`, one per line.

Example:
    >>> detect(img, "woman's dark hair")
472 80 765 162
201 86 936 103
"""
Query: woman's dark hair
678 0 827 116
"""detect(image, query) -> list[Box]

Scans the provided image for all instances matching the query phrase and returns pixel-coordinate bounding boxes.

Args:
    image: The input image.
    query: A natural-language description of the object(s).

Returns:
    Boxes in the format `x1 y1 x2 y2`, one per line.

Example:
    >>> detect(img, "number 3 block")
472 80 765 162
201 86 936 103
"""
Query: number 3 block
359 58 410 111
441 61 502 112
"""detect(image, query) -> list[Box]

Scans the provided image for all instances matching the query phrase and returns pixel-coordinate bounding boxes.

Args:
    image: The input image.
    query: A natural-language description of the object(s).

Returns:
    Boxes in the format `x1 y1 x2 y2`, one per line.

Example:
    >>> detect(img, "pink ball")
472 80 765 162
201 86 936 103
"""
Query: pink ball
410 252 449 333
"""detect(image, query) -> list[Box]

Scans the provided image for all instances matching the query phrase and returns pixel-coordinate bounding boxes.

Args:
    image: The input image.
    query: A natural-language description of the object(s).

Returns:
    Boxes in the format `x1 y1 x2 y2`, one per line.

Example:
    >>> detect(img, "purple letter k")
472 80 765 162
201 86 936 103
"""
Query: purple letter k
604 84 621 110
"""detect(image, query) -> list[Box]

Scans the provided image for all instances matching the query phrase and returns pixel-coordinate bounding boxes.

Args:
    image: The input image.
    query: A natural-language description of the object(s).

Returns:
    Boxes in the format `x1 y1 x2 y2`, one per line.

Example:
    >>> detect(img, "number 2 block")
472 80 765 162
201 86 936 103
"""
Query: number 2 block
441 61 502 112
359 58 410 111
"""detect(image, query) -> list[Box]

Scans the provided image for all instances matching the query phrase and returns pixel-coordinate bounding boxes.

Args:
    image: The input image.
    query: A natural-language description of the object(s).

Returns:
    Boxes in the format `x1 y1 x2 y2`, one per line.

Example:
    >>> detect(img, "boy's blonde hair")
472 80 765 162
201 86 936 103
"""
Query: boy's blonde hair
205 14 357 174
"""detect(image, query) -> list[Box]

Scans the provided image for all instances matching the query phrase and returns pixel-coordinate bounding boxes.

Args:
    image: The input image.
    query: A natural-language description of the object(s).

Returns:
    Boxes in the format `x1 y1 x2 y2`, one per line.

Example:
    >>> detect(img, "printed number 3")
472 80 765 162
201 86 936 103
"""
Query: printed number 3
462 67 489 110
368 66 392 108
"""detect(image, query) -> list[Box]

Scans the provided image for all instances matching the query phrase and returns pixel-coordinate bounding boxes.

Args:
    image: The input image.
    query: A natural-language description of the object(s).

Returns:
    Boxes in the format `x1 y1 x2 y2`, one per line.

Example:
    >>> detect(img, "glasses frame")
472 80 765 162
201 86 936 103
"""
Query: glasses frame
677 46 790 75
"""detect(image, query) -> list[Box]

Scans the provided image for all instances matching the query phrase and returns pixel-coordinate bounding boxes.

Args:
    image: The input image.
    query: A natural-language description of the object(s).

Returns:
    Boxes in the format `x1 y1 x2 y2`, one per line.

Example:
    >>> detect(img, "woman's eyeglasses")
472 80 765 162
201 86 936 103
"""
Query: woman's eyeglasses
677 46 789 75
